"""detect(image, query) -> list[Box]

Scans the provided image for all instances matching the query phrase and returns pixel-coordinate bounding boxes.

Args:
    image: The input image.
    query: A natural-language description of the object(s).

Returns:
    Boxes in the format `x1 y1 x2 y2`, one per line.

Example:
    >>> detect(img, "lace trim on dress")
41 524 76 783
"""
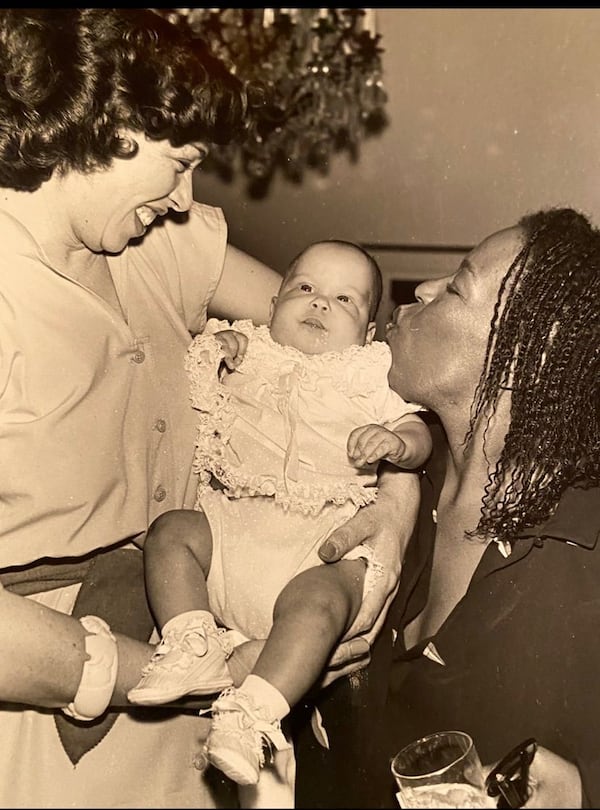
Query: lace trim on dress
184 331 235 431
219 319 394 397
342 541 385 598
185 322 381 514
193 459 379 515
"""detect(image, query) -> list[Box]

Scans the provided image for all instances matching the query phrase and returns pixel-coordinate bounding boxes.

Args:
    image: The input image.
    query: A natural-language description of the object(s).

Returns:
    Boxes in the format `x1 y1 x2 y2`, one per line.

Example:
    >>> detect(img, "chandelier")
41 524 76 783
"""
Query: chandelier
153 8 388 195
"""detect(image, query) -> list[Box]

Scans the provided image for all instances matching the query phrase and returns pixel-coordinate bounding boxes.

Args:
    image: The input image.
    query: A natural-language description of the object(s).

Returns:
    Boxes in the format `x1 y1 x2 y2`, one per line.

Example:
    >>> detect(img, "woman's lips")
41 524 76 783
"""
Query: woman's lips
388 303 415 330
386 309 400 333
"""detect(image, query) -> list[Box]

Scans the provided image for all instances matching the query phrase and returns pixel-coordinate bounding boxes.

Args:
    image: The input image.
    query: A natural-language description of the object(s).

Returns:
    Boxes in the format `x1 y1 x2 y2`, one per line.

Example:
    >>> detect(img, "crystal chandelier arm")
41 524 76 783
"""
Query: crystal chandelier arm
153 7 388 192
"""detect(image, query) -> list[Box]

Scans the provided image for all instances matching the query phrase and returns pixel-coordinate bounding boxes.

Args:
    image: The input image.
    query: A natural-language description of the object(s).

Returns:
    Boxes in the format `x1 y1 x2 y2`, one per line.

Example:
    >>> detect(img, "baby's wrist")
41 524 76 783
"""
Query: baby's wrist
386 439 408 466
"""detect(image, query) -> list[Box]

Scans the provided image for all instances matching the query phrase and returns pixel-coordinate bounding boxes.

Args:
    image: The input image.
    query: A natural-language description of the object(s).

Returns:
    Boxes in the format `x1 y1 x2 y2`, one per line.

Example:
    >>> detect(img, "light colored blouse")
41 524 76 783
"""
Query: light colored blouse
186 318 422 515
0 202 227 568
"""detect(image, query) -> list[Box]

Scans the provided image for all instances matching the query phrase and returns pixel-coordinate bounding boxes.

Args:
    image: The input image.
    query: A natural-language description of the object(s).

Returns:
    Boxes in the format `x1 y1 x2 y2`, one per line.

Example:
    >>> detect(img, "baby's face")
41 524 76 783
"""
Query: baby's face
269 243 376 355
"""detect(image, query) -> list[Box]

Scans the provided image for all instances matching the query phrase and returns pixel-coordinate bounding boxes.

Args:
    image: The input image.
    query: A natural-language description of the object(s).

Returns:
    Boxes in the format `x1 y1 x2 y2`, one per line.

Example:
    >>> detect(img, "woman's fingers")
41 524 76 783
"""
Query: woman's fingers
319 637 372 688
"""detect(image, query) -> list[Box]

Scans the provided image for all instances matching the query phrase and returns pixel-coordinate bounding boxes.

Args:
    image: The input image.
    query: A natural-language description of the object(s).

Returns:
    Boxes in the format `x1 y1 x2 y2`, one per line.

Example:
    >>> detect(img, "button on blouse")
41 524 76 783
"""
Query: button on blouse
153 486 167 502
0 202 228 567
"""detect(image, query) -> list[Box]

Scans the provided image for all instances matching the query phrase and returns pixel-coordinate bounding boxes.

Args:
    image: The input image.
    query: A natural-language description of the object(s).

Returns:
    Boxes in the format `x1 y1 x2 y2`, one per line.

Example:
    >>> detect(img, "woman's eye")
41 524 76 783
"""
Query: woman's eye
337 295 351 303
299 283 313 292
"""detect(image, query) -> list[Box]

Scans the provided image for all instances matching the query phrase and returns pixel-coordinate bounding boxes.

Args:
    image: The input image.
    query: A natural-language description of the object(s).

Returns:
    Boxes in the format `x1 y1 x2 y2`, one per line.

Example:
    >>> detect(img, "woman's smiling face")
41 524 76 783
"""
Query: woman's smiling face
64 132 208 254
385 226 524 411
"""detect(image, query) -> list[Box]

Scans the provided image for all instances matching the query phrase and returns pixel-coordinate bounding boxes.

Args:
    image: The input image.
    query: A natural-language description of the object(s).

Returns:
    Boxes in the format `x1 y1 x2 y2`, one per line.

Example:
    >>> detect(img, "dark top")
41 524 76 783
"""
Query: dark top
293 422 600 809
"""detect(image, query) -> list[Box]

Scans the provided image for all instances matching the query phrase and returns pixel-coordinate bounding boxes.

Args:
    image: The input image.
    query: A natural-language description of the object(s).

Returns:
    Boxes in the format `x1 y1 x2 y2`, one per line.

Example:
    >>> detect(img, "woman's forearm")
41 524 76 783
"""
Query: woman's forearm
317 465 420 681
375 462 421 545
0 586 86 706
0 585 154 708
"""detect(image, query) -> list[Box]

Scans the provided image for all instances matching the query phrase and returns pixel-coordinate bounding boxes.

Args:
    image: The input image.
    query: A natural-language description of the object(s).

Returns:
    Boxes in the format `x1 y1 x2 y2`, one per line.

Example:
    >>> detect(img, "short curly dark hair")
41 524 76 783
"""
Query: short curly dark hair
0 8 247 191
466 207 600 543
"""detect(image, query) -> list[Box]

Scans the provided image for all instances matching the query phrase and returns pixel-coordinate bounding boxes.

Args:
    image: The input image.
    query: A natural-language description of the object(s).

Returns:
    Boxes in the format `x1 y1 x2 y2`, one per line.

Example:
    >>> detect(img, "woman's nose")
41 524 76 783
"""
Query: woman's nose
169 173 193 213
414 275 448 304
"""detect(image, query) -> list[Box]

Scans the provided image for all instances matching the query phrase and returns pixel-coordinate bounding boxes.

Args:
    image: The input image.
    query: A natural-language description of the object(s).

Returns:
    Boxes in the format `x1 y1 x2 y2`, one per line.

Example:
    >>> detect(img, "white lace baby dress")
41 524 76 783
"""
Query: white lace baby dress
185 319 421 639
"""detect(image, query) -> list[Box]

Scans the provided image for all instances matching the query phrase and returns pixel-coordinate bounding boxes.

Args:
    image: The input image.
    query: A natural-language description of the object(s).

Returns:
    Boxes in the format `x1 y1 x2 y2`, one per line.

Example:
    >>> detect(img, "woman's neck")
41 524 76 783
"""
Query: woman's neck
437 393 511 513
403 399 512 646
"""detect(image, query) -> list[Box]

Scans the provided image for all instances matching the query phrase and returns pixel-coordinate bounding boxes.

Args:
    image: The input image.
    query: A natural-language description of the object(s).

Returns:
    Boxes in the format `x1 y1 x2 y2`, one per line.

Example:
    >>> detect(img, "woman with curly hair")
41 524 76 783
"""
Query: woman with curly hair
313 207 600 808
0 9 416 807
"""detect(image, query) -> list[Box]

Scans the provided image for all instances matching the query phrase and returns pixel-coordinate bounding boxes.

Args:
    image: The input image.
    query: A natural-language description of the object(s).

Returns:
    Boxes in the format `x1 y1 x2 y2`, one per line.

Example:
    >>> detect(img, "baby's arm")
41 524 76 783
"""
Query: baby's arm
347 414 432 470
185 323 248 410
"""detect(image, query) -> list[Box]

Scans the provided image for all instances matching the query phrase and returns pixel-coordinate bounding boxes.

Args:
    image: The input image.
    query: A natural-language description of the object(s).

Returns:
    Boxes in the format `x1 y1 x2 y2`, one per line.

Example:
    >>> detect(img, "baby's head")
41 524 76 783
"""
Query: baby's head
269 240 382 355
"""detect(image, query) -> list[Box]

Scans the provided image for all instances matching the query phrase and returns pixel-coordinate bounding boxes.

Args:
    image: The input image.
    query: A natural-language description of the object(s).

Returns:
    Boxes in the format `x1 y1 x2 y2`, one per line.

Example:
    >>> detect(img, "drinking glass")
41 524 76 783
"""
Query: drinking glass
390 730 496 809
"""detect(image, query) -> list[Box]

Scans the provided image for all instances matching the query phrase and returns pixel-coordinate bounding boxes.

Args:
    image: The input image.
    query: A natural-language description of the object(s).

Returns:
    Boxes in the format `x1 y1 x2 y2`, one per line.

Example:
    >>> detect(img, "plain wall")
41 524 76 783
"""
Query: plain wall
194 8 600 275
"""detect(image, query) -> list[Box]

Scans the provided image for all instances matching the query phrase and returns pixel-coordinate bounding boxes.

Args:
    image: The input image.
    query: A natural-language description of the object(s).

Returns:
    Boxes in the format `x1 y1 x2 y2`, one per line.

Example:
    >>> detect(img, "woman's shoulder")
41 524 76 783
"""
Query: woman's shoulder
131 202 226 258
0 209 48 267
115 202 228 333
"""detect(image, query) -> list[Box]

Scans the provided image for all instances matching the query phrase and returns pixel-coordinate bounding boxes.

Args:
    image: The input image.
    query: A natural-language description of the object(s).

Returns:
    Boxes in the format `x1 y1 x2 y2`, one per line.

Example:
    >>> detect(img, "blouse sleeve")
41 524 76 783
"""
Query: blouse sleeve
130 202 228 336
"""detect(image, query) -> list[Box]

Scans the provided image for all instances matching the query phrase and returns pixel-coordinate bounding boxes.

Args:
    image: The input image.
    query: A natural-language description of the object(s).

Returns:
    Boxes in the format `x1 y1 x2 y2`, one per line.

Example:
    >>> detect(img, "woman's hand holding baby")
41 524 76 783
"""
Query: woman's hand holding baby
318 466 420 683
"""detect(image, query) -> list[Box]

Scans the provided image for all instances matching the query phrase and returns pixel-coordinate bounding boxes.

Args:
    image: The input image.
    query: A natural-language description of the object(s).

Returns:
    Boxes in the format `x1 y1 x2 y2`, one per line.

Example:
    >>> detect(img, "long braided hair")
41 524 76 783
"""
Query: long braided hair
466 207 600 543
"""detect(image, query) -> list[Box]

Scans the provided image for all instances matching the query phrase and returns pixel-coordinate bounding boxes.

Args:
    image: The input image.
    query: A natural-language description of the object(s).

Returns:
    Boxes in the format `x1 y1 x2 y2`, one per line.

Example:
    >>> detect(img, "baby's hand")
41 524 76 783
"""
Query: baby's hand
347 424 406 467
214 329 248 370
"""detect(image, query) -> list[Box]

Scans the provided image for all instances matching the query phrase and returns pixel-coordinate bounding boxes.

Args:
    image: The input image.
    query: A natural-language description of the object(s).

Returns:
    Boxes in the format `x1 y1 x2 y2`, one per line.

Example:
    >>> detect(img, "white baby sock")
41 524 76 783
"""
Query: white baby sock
161 609 217 638
160 610 220 657
241 673 290 721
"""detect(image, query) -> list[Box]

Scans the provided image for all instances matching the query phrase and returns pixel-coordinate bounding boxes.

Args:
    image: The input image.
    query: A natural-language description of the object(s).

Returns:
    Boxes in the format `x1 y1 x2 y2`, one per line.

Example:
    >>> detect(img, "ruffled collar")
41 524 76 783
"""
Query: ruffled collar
231 320 392 396
242 320 388 363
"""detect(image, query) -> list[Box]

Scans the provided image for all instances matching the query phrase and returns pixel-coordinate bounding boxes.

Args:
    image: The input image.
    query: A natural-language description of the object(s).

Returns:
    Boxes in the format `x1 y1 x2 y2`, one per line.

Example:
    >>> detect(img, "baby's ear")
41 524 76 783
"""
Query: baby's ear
366 321 376 344
269 296 278 323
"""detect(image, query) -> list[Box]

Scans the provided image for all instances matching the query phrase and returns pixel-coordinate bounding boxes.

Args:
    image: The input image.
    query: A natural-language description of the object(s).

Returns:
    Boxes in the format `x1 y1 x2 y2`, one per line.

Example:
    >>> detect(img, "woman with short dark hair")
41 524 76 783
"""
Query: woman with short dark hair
0 10 415 806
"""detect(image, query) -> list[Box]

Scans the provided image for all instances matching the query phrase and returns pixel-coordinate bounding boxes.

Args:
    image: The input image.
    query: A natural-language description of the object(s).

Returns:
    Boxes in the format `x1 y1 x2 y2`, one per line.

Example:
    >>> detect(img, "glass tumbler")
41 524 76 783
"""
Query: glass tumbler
390 730 496 808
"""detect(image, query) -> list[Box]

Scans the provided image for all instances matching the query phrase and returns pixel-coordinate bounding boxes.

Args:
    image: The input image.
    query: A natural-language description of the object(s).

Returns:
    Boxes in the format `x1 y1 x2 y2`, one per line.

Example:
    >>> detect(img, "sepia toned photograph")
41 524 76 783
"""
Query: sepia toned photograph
0 8 598 809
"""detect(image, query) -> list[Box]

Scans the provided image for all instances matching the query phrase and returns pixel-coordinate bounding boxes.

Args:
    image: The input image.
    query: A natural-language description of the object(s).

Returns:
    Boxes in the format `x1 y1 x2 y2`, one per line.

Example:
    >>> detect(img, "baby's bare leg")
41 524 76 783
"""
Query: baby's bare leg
252 559 366 708
143 509 212 631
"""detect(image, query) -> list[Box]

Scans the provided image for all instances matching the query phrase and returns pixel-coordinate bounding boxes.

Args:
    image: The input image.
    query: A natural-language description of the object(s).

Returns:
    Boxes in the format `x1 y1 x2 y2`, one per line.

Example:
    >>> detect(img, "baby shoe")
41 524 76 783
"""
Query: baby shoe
206 686 291 785
127 611 233 705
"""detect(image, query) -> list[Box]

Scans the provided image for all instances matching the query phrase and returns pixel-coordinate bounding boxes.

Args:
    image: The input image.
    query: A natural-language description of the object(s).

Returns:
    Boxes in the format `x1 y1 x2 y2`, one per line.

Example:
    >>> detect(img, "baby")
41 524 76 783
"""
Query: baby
128 240 431 786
